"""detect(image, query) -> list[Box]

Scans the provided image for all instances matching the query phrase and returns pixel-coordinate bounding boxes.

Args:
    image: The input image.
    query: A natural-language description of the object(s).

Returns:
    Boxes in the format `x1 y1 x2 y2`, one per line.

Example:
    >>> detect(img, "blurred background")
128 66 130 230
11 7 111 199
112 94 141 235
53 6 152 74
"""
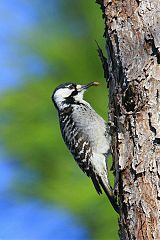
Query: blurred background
0 0 118 239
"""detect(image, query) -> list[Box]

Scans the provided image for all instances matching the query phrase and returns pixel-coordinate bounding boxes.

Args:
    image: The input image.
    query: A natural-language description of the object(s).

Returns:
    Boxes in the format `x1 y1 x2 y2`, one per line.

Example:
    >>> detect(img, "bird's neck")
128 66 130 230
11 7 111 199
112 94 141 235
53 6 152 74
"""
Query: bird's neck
57 98 91 112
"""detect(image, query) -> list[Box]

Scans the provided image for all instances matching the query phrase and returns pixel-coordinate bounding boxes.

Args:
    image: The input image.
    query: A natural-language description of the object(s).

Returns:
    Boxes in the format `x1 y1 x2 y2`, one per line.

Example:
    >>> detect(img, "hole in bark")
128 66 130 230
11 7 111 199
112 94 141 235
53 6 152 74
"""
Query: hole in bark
122 85 136 112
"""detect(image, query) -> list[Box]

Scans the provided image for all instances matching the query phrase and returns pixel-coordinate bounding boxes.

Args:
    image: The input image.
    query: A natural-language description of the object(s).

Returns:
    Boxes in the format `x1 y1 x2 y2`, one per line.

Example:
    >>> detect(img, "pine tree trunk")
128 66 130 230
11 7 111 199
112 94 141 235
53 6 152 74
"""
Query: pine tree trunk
98 1 160 239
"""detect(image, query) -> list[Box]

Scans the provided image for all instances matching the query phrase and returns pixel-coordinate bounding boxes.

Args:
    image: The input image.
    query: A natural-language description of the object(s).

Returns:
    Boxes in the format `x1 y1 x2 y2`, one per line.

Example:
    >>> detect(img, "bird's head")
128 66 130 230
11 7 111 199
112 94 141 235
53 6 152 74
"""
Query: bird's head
52 82 99 110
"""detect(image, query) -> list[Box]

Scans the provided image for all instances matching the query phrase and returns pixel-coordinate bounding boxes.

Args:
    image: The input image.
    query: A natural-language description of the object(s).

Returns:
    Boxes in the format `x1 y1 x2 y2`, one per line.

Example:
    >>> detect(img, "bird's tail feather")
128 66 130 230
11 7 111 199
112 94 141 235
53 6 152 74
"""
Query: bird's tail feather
90 173 102 195
98 175 119 213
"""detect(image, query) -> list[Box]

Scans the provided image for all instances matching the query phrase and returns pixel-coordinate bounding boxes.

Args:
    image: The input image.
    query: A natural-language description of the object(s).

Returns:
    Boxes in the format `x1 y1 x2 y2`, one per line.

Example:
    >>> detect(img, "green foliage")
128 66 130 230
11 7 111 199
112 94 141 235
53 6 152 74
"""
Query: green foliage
0 1 118 239
0 79 118 239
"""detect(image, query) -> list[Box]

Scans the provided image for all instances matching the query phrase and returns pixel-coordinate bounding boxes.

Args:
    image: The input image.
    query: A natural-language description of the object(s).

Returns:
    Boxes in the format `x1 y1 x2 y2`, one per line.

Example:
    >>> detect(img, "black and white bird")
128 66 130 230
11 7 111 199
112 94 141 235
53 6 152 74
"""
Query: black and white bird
52 82 119 213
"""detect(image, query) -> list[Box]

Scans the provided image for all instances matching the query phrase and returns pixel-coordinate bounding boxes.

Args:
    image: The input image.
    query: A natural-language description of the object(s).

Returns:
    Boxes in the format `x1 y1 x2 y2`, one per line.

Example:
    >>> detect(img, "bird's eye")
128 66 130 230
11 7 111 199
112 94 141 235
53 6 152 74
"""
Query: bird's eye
68 85 75 90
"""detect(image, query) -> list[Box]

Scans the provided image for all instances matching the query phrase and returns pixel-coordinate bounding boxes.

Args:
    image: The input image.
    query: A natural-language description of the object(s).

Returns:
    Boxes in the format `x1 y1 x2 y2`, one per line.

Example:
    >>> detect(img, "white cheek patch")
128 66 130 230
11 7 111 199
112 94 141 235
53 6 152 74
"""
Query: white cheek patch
53 86 85 110
54 88 71 102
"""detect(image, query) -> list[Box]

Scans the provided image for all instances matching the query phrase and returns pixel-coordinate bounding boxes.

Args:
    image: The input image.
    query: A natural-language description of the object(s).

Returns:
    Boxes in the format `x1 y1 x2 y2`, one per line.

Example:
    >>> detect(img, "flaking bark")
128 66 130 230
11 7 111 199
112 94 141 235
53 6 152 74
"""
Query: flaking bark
98 1 160 239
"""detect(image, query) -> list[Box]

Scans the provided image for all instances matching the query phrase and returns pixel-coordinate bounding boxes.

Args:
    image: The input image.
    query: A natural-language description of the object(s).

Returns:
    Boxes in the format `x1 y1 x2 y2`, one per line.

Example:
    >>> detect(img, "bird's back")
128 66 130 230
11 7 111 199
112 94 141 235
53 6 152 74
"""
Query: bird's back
71 103 111 155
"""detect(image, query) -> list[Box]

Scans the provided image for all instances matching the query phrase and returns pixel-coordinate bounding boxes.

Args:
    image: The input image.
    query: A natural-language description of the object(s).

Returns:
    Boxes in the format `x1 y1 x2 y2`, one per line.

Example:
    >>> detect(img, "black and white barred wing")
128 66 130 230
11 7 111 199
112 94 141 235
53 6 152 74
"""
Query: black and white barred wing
59 111 102 194
59 111 91 173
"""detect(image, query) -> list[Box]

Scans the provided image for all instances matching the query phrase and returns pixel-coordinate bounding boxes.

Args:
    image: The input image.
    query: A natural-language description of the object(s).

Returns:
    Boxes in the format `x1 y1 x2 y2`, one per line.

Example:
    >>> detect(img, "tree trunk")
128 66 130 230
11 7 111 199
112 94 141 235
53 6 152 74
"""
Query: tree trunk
98 1 160 239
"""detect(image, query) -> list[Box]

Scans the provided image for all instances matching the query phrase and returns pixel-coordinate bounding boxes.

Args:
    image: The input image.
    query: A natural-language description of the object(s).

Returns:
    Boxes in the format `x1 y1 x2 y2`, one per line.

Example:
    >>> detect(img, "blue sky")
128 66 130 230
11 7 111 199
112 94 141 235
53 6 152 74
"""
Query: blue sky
0 0 49 91
0 151 88 239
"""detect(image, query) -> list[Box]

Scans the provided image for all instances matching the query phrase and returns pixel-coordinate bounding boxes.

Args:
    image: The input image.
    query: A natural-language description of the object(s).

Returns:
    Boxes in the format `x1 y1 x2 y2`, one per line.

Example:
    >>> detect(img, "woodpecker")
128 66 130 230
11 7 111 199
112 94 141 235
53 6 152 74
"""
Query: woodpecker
52 82 119 213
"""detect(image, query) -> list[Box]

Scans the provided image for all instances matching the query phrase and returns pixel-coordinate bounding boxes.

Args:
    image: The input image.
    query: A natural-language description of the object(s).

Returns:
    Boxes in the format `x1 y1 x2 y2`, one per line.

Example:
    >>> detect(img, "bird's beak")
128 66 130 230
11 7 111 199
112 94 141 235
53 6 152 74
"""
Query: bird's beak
77 82 99 91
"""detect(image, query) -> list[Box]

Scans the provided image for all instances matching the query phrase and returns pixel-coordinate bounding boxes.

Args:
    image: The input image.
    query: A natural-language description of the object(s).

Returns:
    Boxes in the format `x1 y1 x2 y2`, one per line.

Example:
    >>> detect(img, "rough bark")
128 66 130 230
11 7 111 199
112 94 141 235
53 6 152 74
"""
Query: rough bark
98 1 160 239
